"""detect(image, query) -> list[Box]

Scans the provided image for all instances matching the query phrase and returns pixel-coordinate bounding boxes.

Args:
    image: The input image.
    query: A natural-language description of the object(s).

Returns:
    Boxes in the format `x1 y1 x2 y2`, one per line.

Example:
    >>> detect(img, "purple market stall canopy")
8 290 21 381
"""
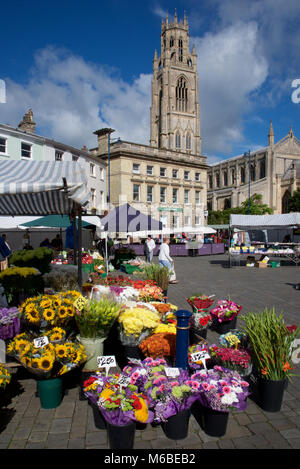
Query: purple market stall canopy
0 160 90 216
97 203 162 236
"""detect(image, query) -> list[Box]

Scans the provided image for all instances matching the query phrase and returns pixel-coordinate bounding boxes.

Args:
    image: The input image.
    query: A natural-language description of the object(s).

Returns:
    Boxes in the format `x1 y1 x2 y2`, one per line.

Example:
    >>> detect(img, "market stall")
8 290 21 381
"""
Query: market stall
0 159 91 287
229 213 300 267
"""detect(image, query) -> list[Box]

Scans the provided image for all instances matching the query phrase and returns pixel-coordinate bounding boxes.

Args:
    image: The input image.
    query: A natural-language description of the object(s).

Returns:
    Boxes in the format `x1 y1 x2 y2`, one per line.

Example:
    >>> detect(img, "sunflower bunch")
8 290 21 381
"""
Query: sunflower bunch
20 293 78 330
7 333 86 378
0 364 11 389
44 327 66 343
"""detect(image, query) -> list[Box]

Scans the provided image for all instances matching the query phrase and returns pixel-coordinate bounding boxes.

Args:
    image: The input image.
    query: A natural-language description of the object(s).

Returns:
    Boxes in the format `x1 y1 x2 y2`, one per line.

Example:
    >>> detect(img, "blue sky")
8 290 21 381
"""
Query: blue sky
1 0 300 163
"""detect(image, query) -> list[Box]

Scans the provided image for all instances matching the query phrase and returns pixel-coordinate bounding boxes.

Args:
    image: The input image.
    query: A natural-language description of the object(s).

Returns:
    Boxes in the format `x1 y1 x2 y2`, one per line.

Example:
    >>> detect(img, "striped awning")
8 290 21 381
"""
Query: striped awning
0 160 90 216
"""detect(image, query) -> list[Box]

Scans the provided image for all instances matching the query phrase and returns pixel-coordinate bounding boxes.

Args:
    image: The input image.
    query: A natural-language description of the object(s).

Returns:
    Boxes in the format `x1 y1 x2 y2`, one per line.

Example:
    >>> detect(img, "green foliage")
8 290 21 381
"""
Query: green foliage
208 194 273 225
287 188 300 212
10 247 53 274
240 308 300 381
141 263 170 291
75 294 121 338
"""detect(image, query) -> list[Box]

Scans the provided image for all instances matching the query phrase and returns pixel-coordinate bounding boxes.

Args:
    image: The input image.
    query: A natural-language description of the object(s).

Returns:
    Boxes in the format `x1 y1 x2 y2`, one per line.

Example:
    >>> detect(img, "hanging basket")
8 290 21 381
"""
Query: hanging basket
107 421 136 449
162 409 190 440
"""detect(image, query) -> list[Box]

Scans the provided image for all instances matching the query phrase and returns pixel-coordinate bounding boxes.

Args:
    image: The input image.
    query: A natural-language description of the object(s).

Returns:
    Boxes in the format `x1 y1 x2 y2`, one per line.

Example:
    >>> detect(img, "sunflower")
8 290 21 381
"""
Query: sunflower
31 358 40 369
25 302 36 313
39 356 53 371
58 306 68 319
14 339 30 354
50 333 63 342
66 306 74 317
43 308 55 321
52 297 62 308
40 298 52 309
55 344 67 358
51 327 66 335
26 308 40 323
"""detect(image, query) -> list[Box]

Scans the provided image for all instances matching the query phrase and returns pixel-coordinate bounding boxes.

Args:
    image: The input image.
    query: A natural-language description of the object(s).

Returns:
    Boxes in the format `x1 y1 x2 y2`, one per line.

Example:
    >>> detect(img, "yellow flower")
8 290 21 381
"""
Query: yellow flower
39 356 53 371
43 308 55 321
134 398 149 423
26 308 40 323
55 344 67 358
100 388 115 400
40 299 51 309
58 306 68 319
52 297 61 308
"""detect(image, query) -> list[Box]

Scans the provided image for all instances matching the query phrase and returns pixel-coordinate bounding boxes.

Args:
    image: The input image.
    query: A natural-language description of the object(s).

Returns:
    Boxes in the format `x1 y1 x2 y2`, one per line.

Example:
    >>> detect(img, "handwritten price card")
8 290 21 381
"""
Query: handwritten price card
73 295 88 311
97 355 116 376
34 336 49 348
191 350 210 369
165 367 180 378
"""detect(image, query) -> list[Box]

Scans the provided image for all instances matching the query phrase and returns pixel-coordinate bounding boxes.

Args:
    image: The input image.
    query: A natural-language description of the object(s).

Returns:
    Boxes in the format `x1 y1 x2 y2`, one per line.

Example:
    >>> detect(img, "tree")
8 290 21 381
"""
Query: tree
287 188 300 212
208 194 273 225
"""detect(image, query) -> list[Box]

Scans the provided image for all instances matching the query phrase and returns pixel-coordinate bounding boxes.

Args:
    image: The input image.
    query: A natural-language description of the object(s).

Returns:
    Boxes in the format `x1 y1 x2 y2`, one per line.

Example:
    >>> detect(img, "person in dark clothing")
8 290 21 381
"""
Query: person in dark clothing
51 234 63 250
40 238 52 248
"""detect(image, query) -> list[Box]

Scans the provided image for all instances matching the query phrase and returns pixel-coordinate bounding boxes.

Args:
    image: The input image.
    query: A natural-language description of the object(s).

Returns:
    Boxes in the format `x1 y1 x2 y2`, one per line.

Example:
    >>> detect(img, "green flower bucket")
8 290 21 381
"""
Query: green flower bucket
37 378 63 409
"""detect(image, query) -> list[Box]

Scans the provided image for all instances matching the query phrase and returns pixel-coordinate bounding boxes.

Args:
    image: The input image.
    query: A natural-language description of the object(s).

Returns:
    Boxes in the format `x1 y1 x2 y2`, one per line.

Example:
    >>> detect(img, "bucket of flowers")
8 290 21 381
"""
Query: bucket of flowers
191 365 250 437
0 364 11 391
210 299 242 334
0 307 21 341
117 307 161 364
83 371 153 449
122 357 200 439
208 346 252 377
139 332 177 363
7 332 87 409
186 294 214 312
188 343 216 371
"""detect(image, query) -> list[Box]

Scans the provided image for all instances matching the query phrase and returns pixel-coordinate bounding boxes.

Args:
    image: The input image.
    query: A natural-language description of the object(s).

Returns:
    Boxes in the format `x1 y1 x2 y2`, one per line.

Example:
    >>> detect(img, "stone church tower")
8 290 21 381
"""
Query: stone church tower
150 11 202 156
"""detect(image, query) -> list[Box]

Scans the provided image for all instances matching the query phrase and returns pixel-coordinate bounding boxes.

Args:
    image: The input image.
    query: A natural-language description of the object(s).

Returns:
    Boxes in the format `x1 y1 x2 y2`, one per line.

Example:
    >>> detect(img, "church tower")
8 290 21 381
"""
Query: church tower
150 11 202 156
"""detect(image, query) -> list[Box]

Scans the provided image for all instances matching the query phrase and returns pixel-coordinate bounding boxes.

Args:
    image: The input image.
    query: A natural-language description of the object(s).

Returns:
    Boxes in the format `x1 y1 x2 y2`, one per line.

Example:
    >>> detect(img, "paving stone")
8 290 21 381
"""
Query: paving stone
234 434 270 449
218 439 235 449
151 438 177 449
11 425 32 440
68 438 85 449
45 434 69 449
269 418 296 431
26 441 46 449
85 431 107 446
288 439 300 449
203 441 219 449
54 401 75 419
70 425 87 439
280 428 300 439
8 439 27 449
222 421 251 439
246 421 275 434
248 413 268 423
28 431 48 442
49 418 72 434
233 413 251 426
263 430 292 449
175 433 202 448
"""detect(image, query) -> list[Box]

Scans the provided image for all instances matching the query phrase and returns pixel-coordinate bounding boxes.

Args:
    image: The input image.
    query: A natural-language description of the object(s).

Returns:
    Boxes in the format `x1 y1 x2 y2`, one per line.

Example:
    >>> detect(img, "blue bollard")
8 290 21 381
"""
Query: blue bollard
175 309 192 369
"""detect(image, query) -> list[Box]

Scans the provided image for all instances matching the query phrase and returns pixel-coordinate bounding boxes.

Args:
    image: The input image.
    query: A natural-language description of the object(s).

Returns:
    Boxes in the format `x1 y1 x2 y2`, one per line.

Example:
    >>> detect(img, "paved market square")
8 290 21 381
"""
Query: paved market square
1 254 300 450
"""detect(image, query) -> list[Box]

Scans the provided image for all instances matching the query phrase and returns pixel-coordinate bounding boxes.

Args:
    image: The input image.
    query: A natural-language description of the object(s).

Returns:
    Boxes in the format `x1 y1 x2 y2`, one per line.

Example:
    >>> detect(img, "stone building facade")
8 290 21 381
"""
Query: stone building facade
91 13 208 230
207 122 300 214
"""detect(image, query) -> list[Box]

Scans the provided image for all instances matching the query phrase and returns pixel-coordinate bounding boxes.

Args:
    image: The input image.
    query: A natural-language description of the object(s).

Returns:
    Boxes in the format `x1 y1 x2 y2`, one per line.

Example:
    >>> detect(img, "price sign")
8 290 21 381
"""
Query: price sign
117 375 131 389
226 334 240 347
73 295 88 311
97 355 116 376
34 336 49 348
191 350 210 369
165 367 180 378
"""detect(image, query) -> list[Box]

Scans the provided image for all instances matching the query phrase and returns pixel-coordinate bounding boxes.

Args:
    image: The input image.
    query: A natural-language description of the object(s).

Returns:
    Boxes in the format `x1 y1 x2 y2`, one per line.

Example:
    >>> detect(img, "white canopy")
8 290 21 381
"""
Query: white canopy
0 216 41 229
230 213 300 230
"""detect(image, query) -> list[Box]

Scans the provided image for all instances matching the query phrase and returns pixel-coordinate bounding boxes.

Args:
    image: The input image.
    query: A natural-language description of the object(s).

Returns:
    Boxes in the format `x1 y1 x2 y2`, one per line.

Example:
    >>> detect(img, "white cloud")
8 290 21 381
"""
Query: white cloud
193 21 268 155
0 46 151 149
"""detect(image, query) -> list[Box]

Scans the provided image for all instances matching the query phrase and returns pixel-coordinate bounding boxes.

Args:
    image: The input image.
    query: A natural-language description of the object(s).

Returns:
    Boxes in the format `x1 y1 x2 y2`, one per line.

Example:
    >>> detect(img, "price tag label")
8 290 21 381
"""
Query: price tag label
117 375 131 388
165 367 180 378
128 358 143 366
34 336 49 348
191 351 210 369
97 355 116 376
73 295 88 311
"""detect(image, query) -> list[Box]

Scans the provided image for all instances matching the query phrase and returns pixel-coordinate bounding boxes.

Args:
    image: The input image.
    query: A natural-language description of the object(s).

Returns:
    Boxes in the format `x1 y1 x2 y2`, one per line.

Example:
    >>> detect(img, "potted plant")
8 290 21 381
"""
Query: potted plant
118 307 161 364
241 308 300 412
0 267 44 306
191 365 250 437
186 294 214 311
7 332 86 409
123 357 200 440
83 372 153 449
75 293 122 371
210 299 242 334
141 264 170 298
209 346 252 377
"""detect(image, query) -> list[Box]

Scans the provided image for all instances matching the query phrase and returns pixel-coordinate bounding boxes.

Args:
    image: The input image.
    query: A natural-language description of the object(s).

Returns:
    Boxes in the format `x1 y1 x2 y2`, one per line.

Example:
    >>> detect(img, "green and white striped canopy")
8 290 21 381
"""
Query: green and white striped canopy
0 160 90 216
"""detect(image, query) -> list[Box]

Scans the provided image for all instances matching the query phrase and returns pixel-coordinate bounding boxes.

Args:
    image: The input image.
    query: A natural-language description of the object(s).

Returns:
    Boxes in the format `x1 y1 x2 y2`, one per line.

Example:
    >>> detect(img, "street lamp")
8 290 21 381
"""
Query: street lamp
244 150 251 214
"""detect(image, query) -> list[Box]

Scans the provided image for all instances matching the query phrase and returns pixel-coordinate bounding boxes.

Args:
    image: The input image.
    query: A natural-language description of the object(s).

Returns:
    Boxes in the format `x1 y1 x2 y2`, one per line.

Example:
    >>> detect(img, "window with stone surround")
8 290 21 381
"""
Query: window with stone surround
195 191 201 205
175 131 181 149
195 172 200 181
147 186 153 203
178 39 183 62
172 188 178 203
147 165 153 175
133 163 140 174
160 187 166 203
223 171 228 186
172 169 178 178
160 167 166 177
184 170 190 180
240 166 245 184
215 173 220 188
184 189 190 204
176 77 187 112
55 150 63 161
133 184 140 201
186 132 191 150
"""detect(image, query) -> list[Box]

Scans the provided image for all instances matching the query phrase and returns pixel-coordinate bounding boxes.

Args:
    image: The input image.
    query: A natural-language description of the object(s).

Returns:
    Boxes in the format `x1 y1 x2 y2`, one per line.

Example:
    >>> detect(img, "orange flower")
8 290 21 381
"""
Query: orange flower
261 367 268 375
283 362 293 372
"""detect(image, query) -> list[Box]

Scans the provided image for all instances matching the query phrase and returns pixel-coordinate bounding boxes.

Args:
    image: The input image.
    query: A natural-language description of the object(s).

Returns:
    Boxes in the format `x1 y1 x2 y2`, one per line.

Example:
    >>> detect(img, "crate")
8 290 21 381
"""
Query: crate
82 263 94 273
270 261 280 268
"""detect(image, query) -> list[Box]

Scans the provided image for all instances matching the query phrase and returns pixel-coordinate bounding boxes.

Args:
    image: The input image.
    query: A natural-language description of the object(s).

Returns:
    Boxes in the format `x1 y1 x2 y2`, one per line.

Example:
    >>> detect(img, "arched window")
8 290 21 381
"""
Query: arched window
170 36 174 48
282 190 291 213
176 77 188 112
231 169 235 185
175 131 181 149
215 173 220 188
208 175 213 189
240 166 245 183
178 39 183 62
250 164 256 182
187 57 192 67
186 132 191 150
224 198 231 209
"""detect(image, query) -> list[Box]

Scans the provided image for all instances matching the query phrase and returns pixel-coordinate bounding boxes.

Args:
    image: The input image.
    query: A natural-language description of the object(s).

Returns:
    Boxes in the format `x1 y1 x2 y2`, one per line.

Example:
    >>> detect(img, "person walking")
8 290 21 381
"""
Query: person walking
158 237 178 283
145 235 155 262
